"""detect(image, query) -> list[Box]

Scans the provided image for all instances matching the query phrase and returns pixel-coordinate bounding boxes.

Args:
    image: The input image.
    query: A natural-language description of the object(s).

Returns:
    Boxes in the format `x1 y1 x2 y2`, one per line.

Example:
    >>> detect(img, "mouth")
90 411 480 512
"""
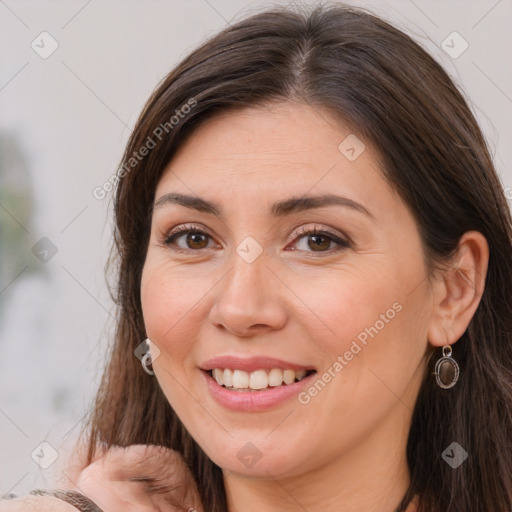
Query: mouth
206 367 317 392
200 356 318 410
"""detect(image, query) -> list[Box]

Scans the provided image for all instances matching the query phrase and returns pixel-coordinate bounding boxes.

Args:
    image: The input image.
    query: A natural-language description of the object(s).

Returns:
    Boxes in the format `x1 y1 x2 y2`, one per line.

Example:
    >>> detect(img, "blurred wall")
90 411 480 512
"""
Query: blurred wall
1 0 511 495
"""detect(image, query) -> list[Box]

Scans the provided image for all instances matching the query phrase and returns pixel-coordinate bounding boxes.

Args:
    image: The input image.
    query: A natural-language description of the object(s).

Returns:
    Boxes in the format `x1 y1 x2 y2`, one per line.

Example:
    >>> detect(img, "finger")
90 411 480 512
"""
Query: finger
97 445 194 485
78 445 204 512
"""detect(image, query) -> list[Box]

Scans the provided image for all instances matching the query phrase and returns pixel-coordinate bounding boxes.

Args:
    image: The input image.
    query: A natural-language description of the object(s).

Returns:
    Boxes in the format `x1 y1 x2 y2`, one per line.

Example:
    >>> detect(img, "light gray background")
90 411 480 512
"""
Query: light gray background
1 0 511 496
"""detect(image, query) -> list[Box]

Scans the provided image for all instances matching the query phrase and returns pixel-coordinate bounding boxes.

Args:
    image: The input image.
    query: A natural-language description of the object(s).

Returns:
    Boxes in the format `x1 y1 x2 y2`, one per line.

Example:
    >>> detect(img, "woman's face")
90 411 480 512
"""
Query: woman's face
141 101 432 479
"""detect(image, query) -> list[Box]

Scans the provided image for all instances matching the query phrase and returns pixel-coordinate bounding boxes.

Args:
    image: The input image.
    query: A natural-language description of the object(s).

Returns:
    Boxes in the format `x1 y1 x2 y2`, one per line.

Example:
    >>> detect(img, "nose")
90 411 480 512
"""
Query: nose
208 250 288 337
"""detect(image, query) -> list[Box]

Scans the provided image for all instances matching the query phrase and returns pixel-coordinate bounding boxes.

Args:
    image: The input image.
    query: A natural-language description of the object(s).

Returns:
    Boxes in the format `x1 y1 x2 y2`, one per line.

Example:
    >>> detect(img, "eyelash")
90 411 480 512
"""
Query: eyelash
162 223 350 256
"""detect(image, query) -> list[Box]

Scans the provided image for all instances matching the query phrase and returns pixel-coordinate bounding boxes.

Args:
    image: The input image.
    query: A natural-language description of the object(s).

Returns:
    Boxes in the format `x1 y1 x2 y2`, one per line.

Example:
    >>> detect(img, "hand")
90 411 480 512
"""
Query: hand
70 444 204 512
0 495 77 512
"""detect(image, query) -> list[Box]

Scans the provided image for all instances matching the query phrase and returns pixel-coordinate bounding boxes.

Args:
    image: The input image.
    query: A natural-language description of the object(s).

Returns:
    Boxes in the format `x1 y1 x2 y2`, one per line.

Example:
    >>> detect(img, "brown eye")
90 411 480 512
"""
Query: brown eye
290 226 350 254
186 232 209 249
307 233 333 251
163 226 215 252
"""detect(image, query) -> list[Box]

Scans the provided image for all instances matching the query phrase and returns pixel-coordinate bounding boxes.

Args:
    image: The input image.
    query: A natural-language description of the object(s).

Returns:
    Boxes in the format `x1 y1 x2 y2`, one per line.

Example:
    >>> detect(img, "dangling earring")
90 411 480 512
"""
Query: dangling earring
141 338 155 376
434 345 459 389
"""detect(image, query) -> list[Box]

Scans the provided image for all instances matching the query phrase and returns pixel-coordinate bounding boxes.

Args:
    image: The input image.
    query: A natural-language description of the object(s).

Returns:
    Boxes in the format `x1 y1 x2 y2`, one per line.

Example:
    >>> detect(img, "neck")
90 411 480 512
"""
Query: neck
223 404 413 512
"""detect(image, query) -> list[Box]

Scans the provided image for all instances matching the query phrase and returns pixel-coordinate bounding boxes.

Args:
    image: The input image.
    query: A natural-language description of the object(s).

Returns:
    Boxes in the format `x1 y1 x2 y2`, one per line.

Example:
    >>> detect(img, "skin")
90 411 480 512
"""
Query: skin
3 445 203 512
140 101 488 512
73 445 204 511
0 496 77 512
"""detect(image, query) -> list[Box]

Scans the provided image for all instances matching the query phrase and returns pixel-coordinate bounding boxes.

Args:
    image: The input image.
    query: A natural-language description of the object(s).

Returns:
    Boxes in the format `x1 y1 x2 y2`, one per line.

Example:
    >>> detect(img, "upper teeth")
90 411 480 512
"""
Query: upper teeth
212 368 308 390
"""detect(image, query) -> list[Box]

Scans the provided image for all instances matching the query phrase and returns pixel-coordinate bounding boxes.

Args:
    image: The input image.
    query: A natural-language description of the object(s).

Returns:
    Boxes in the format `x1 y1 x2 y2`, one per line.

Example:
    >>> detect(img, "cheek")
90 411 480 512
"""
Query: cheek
289 256 429 385
140 262 204 357
288 263 400 356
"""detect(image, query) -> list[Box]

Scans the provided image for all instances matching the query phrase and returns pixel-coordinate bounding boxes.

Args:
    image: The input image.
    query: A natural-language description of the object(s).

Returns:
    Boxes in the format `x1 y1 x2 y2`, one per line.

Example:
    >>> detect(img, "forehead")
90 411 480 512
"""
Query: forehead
155 102 394 217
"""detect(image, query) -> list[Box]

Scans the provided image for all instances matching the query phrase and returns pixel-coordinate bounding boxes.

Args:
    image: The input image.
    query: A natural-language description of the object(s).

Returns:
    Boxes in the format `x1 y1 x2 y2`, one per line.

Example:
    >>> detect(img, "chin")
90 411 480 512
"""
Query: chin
196 432 312 479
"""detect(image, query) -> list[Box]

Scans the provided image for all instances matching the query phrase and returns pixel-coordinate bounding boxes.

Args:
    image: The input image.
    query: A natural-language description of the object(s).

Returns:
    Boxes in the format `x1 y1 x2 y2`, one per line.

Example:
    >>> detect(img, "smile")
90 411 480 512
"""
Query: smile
210 368 314 391
200 355 317 410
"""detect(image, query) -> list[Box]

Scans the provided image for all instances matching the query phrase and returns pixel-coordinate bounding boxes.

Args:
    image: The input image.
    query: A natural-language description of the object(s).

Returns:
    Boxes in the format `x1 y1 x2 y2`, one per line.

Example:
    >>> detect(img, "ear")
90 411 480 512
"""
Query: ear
427 231 489 347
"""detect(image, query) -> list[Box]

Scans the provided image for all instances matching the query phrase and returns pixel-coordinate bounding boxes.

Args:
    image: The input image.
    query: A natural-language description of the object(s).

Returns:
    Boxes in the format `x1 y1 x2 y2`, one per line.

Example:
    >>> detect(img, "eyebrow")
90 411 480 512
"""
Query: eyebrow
153 192 374 220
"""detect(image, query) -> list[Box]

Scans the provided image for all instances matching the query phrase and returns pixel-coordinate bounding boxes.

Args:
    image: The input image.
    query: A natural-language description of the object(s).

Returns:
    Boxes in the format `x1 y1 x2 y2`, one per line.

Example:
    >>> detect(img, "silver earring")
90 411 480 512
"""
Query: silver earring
434 345 459 389
141 338 155 376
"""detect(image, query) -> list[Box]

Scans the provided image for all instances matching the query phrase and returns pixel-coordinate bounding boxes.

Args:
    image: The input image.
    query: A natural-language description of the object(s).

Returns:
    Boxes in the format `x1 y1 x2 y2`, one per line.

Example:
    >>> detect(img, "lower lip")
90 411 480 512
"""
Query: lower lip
201 370 316 412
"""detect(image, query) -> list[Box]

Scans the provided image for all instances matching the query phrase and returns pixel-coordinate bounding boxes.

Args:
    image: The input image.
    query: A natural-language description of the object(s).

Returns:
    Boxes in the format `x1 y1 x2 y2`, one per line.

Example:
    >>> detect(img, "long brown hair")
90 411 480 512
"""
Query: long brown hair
80 4 512 511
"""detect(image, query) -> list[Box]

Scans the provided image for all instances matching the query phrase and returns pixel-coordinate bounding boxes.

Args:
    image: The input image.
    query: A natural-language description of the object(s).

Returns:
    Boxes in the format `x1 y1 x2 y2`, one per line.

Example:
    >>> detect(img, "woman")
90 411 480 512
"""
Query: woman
3 3 511 511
